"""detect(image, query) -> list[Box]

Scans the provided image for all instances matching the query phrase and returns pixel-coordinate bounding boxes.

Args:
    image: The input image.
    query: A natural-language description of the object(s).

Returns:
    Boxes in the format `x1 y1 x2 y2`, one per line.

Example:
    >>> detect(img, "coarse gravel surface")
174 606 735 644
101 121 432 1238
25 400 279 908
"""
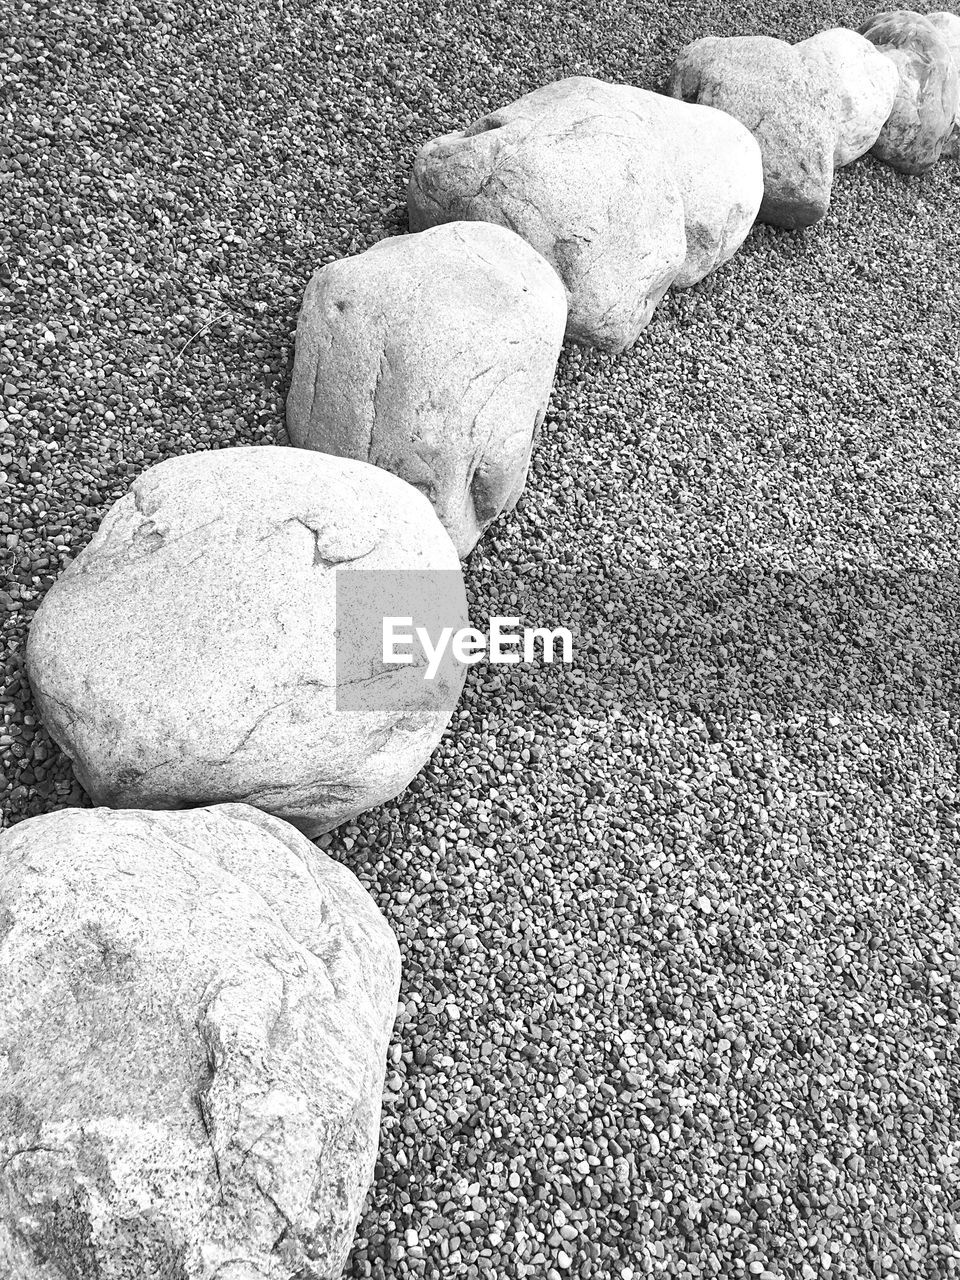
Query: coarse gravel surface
3 1 960 1278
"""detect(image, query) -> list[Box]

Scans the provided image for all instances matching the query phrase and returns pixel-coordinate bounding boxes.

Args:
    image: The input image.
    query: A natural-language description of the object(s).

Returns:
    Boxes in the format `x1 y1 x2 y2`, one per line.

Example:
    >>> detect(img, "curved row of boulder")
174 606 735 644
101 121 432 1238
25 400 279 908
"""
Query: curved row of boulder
5 446 468 1274
3 10 958 1279
284 12 960 559
408 15 958 361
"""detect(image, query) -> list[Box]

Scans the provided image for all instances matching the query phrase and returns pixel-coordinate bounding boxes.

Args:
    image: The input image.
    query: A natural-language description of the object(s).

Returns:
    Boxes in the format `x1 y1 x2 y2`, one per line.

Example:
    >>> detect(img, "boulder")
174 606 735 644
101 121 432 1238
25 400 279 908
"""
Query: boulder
629 90 763 288
286 221 567 558
0 803 400 1279
666 35 840 229
795 28 900 166
925 11 960 157
409 77 763 349
858 10 960 172
409 76 687 353
26 446 467 835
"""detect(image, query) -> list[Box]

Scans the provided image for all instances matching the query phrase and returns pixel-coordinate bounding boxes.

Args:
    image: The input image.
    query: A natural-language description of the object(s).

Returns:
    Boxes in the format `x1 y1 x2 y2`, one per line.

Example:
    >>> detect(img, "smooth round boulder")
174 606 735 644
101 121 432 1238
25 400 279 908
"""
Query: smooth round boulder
858 10 960 172
409 76 688 353
795 28 900 166
666 35 840 229
926 11 960 157
0 804 400 1279
26 446 468 835
628 89 763 287
286 221 567 558
409 77 763 350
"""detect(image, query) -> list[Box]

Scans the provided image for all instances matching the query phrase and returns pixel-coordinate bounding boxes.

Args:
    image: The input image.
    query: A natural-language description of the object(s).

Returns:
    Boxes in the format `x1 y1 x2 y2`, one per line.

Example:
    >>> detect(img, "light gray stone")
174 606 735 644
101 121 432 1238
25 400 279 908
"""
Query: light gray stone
408 76 688 353
666 35 840 229
628 89 763 288
0 803 400 1279
926 11 960 157
286 221 567 558
795 28 900 166
27 446 467 836
409 77 764 349
859 10 960 172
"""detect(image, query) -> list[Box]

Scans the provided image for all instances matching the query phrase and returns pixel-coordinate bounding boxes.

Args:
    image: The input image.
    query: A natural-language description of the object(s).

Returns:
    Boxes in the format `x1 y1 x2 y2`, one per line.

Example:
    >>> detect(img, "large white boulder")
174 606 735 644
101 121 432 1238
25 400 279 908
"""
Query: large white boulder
795 28 900 166
409 78 763 351
0 803 400 1279
859 10 960 172
26 446 467 835
286 221 567 558
666 35 840 229
628 89 763 287
409 76 687 352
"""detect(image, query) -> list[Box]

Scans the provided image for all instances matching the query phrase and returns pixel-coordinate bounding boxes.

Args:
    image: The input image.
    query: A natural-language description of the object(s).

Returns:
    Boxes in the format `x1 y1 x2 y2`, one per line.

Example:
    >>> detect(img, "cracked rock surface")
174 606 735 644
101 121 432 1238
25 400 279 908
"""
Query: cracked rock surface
666 36 840 230
286 221 567 559
0 803 401 1279
795 28 900 167
25 447 467 836
915 10 960 159
859 9 960 173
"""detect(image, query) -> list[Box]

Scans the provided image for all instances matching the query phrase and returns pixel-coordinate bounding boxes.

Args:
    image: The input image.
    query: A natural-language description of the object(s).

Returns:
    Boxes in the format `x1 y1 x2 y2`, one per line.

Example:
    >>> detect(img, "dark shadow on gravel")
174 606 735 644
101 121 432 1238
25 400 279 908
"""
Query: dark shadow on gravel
465 564 960 720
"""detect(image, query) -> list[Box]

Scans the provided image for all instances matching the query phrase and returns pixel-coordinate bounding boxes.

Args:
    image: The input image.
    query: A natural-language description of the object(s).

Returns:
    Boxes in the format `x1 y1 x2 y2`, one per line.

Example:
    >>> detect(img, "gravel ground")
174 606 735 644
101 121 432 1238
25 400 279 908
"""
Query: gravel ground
3 1 960 1277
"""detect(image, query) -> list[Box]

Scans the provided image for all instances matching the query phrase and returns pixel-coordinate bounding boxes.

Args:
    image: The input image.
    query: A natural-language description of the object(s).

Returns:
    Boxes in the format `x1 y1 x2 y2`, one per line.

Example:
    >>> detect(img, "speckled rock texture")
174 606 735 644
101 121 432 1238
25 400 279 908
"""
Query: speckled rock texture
0 803 401 1279
409 77 761 351
859 9 960 172
286 221 567 558
795 27 900 166
666 35 840 229
26 447 467 835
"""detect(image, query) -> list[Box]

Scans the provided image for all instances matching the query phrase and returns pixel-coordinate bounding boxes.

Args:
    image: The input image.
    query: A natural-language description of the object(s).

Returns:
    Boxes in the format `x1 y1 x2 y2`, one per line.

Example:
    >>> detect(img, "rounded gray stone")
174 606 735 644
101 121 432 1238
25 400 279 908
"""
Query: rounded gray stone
666 35 840 229
925 11 960 157
286 221 567 558
0 803 401 1279
859 9 960 173
408 76 688 353
26 446 467 835
631 89 763 287
795 28 900 166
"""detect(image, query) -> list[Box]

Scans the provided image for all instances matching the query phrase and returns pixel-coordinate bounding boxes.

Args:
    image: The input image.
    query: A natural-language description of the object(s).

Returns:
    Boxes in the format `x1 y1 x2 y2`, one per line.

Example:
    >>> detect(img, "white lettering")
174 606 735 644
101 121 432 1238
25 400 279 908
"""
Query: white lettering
419 625 454 680
382 616 414 664
452 627 488 664
489 616 521 664
523 626 573 664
